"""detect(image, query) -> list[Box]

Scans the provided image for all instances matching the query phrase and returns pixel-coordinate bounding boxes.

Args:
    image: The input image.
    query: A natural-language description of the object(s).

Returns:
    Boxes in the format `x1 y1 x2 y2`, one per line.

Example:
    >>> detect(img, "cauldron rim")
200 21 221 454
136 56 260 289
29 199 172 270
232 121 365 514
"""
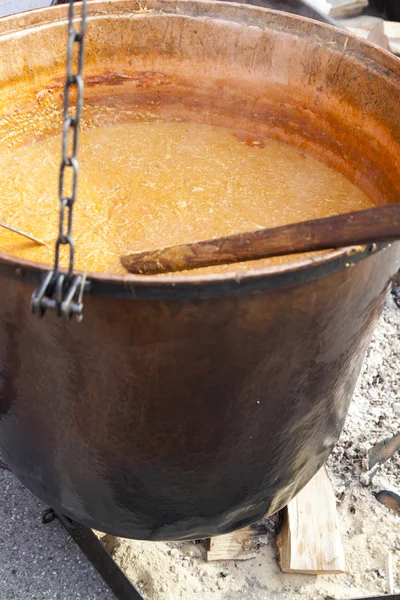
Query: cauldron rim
0 243 390 300
0 1 397 299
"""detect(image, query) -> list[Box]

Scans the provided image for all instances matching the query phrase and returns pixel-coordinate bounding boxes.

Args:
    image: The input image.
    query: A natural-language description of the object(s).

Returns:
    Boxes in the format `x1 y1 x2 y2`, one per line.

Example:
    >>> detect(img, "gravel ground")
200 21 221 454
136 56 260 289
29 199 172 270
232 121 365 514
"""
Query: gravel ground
328 292 400 495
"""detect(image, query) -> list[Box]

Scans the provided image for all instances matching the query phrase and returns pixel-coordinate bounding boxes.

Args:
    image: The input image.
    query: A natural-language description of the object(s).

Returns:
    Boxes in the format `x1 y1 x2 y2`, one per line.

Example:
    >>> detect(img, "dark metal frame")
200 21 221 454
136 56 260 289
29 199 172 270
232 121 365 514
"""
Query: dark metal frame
355 597 400 600
41 509 145 600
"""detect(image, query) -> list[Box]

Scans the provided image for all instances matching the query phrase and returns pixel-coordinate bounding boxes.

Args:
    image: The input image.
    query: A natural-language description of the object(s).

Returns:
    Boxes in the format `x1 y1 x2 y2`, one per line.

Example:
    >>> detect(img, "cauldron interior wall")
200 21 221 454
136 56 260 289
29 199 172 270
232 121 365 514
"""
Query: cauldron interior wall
0 1 399 540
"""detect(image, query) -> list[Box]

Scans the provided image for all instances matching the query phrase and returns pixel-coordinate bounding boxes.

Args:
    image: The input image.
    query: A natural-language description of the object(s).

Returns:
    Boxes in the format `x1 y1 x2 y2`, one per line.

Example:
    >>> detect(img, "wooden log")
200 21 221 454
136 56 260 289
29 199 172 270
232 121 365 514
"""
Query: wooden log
276 467 345 574
206 526 258 561
329 0 368 18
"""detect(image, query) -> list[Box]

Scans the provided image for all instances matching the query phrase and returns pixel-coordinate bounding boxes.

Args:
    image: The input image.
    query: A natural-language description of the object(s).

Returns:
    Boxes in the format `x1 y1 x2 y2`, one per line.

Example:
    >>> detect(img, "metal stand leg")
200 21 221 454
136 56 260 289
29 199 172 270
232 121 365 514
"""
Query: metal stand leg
41 509 145 600
0 462 143 600
392 284 400 307
351 596 400 600
392 270 400 307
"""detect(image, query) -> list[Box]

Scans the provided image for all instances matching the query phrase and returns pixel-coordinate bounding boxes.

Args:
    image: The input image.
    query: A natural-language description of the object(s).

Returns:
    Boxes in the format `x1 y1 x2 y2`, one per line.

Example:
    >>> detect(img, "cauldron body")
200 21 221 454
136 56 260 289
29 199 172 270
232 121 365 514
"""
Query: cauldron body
0 1 399 540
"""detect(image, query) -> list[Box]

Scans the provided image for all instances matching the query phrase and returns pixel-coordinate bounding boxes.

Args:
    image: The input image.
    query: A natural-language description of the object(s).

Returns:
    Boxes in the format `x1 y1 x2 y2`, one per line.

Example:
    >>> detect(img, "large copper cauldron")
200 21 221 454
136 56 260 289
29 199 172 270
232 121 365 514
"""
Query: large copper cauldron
0 1 399 541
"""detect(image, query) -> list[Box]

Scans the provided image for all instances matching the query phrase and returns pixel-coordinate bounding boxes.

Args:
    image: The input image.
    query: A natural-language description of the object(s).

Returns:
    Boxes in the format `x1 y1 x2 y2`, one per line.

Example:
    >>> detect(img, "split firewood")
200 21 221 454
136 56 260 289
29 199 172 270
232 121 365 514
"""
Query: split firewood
329 0 368 18
386 551 394 594
338 15 391 51
276 467 345 574
206 526 258 561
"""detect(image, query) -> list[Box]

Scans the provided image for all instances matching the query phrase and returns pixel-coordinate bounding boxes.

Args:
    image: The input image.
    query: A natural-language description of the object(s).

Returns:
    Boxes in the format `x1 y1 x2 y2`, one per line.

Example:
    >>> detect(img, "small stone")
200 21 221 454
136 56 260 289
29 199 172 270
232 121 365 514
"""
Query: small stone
377 568 385 579
100 534 120 555
393 402 400 415
220 571 229 578
360 472 371 487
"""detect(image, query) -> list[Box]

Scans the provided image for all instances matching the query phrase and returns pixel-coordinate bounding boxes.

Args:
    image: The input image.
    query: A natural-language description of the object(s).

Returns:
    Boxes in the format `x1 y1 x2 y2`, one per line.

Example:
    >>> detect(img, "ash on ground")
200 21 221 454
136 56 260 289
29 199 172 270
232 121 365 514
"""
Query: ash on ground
327 294 400 496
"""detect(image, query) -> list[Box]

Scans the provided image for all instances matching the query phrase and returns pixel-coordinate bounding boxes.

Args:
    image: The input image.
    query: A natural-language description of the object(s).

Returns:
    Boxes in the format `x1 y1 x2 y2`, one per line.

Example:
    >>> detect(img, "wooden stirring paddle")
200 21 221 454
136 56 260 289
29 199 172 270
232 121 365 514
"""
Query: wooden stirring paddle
0 221 46 246
121 204 400 275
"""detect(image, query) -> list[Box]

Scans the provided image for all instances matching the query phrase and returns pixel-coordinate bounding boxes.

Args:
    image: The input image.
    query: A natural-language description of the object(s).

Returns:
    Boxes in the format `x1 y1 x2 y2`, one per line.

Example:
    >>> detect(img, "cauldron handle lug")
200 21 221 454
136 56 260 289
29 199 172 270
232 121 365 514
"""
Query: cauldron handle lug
41 508 59 525
31 272 86 322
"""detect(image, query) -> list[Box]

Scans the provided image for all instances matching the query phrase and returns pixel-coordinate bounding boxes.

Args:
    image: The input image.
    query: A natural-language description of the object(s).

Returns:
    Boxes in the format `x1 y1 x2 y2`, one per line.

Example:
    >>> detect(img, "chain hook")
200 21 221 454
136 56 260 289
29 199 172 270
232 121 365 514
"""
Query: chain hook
31 0 87 321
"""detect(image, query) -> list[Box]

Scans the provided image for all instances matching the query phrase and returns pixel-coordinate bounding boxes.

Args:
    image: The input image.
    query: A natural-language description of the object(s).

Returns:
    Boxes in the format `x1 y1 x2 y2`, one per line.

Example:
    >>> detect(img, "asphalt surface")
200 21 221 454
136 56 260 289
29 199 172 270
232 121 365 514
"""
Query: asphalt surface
0 466 115 600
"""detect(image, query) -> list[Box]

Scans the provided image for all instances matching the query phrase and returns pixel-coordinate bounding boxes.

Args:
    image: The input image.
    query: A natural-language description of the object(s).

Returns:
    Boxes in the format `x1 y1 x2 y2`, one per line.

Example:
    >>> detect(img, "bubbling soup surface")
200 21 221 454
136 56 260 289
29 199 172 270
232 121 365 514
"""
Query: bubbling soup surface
0 121 374 276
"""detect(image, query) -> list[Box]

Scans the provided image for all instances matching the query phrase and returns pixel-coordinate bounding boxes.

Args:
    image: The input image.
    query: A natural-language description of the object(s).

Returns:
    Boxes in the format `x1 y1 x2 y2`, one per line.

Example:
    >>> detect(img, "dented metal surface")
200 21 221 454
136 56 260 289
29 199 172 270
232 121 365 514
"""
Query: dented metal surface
0 1 399 540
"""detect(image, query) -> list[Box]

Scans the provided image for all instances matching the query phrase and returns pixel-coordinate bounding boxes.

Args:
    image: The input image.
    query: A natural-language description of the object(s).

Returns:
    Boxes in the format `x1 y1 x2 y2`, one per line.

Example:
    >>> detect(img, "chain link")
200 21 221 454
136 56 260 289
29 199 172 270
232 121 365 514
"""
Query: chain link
31 0 87 321
55 0 87 279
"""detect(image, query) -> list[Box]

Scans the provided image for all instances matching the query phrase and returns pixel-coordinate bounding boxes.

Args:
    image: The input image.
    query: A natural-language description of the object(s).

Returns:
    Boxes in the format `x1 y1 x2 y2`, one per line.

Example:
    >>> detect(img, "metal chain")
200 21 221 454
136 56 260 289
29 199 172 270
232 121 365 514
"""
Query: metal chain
55 0 86 280
31 0 87 321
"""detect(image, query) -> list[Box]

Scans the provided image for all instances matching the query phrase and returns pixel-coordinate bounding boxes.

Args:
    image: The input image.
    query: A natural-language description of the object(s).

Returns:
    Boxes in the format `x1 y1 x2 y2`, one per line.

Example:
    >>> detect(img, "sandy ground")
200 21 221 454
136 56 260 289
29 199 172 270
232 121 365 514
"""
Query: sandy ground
103 293 400 600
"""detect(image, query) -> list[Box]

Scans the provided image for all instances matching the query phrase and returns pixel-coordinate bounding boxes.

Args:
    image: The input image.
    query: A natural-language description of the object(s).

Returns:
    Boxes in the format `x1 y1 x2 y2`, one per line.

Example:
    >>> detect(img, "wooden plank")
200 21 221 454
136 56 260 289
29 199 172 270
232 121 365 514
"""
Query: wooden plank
276 467 345 574
384 21 400 56
329 0 368 18
206 526 258 561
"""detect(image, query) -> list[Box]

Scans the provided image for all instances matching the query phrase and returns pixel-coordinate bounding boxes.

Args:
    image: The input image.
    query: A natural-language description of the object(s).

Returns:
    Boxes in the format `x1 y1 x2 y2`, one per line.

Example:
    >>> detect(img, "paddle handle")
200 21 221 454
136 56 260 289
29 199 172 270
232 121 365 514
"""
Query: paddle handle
121 204 400 275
